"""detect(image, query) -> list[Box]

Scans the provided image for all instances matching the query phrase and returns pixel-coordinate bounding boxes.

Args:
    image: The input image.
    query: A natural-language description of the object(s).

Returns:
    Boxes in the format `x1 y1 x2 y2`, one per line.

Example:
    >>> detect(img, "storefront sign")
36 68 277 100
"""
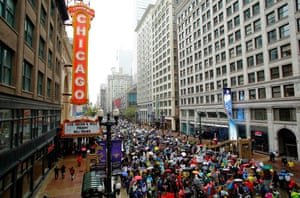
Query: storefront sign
68 3 94 105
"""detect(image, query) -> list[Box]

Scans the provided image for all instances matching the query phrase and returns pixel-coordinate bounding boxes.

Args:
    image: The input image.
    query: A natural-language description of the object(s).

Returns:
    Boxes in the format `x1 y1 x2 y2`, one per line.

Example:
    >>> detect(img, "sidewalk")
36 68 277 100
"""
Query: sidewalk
34 155 87 198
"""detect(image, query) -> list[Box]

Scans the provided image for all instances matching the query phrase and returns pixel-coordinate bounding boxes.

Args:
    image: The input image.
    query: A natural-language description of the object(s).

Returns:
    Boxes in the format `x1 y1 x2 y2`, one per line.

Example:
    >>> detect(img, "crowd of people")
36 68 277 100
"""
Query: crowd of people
112 120 299 198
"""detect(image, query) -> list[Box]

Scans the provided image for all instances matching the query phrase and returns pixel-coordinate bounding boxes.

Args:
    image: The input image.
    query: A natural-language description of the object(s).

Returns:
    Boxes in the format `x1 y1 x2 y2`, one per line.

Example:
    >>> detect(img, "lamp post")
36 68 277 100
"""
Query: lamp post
97 109 119 198
197 112 205 144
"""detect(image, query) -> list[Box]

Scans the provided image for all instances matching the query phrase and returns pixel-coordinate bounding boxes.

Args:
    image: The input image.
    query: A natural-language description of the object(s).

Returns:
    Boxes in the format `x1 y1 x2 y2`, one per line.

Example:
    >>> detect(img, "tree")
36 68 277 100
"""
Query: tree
123 106 137 121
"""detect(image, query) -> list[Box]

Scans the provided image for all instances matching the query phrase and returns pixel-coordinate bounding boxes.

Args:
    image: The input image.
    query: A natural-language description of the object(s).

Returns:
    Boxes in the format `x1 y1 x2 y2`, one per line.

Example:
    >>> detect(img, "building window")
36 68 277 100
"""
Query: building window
268 29 277 43
284 84 294 97
223 79 228 87
273 108 296 121
280 44 291 58
55 59 60 74
270 67 280 79
272 86 281 98
266 11 276 26
49 23 54 40
247 56 254 67
246 40 253 51
230 62 235 72
235 30 241 40
22 61 32 91
245 24 252 35
265 0 275 8
279 24 290 38
40 6 47 27
248 72 255 83
55 83 59 100
232 91 237 101
257 70 265 82
297 0 300 11
0 44 13 85
227 20 233 31
255 36 262 48
0 0 16 27
237 60 243 70
236 45 242 56
25 17 34 47
39 37 45 60
258 88 266 99
251 108 267 120
47 78 51 98
229 48 235 58
48 50 52 68
238 75 244 85
244 8 251 21
243 0 251 6
282 64 292 77
297 18 300 32
253 19 261 32
252 3 260 15
37 72 43 96
228 34 234 44
239 90 244 101
278 4 288 20
231 76 236 86
249 89 256 100
234 16 240 26
256 53 264 65
269 48 278 61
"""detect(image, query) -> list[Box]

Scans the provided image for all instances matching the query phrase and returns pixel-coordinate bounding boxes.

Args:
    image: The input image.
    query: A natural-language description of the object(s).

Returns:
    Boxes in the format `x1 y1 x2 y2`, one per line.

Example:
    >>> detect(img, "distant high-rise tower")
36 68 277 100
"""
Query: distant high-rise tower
116 49 133 76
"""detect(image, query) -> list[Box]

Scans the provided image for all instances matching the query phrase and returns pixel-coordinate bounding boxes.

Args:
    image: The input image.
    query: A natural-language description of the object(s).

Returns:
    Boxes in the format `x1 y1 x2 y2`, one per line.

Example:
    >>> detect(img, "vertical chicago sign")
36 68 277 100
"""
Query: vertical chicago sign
68 3 95 105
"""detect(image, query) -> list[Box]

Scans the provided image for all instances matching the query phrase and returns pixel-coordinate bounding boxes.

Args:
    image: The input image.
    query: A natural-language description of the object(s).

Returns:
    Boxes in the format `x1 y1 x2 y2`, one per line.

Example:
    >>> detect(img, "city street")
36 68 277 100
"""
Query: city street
34 148 300 198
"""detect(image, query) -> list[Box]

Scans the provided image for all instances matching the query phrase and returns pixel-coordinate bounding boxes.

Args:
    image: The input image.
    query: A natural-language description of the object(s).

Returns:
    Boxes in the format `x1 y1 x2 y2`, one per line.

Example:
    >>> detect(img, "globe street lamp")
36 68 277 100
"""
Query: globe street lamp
97 109 119 198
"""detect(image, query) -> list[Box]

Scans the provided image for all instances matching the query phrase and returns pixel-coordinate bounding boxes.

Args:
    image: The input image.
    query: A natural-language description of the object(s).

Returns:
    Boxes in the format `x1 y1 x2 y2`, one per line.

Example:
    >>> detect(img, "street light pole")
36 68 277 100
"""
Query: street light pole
98 109 119 198
198 112 203 144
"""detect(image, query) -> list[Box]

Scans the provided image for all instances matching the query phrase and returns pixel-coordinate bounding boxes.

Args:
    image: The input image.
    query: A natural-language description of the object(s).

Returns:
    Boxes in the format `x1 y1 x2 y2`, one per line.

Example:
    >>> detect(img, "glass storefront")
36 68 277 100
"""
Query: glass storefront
250 126 269 153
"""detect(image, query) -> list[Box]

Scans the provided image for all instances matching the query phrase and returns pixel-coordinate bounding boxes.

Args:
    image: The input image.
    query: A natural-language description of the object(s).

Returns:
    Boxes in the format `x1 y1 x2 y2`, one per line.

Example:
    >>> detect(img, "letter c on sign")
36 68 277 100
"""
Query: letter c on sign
77 14 86 23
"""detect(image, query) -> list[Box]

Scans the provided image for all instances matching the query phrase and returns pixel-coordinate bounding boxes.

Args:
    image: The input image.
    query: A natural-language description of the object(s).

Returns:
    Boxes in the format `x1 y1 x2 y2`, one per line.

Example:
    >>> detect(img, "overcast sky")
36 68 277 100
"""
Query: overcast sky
66 0 135 104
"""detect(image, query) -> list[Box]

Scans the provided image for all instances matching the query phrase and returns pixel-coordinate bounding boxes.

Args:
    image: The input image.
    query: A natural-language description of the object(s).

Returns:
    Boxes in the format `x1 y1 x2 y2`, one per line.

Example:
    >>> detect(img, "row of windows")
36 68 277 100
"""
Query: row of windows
180 83 295 107
248 108 295 122
180 62 293 91
187 107 296 122
1 43 60 100
0 109 60 152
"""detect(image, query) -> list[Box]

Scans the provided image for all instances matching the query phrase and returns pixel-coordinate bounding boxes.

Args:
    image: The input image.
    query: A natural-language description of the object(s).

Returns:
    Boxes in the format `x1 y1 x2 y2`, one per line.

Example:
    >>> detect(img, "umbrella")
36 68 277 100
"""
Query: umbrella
134 175 142 180
262 165 273 170
192 170 199 174
234 178 243 182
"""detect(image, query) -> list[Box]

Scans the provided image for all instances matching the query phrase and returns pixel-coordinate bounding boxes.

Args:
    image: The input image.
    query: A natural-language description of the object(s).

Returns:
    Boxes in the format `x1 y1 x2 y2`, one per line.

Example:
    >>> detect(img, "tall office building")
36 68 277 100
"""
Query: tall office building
116 49 133 76
107 72 133 112
0 1 70 197
136 0 181 131
136 4 155 126
176 0 300 159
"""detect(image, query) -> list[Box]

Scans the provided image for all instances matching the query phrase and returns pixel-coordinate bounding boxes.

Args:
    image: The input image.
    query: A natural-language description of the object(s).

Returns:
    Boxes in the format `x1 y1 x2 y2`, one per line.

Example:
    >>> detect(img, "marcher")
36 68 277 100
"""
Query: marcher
77 155 82 167
61 164 66 179
69 166 75 180
54 166 60 179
